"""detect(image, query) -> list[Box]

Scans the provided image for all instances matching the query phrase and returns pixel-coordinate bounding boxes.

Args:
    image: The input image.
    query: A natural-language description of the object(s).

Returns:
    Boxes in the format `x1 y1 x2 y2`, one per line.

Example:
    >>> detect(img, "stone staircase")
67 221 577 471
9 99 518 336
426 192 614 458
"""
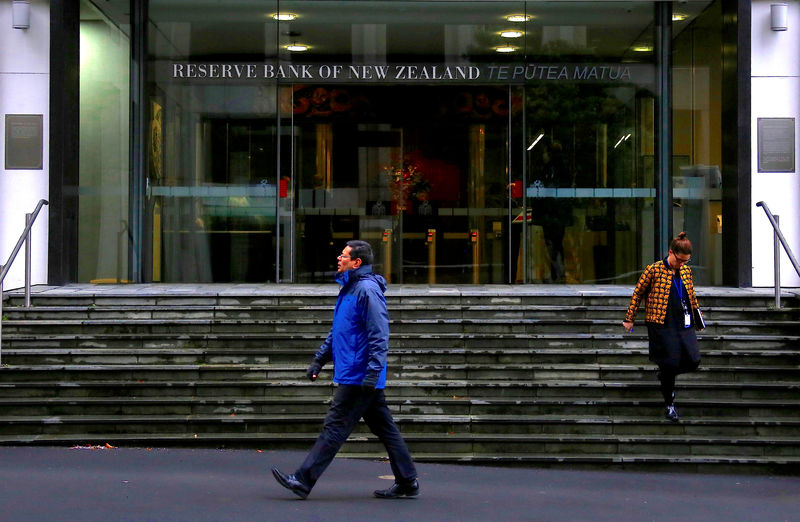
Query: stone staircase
1 285 799 473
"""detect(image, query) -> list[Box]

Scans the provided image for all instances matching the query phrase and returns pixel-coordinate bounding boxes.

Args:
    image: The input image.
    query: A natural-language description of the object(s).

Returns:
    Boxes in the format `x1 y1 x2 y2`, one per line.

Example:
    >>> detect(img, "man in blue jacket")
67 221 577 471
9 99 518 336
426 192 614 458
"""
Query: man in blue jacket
272 240 418 500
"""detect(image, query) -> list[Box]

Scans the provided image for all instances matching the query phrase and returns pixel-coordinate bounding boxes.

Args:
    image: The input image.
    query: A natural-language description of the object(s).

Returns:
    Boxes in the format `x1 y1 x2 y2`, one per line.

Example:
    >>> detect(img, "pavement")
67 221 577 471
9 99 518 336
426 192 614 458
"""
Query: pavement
0 447 797 521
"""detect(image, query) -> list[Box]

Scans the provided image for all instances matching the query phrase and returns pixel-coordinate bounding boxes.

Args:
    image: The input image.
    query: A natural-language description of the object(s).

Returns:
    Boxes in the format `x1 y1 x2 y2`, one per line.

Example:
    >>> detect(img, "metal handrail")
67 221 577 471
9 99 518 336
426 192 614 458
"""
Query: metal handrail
0 199 49 365
755 201 800 308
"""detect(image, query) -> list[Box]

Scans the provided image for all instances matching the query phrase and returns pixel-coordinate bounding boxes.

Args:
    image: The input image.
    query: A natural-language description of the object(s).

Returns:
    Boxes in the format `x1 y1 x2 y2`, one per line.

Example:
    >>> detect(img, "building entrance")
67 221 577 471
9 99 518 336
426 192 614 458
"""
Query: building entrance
287 85 511 284
285 81 659 285
141 80 658 284
73 0 724 286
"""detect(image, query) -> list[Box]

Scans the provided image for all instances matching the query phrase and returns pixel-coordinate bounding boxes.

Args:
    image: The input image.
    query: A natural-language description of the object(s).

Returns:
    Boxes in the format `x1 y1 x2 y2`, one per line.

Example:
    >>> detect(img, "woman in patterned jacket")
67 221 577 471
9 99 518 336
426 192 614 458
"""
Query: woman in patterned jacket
622 232 705 422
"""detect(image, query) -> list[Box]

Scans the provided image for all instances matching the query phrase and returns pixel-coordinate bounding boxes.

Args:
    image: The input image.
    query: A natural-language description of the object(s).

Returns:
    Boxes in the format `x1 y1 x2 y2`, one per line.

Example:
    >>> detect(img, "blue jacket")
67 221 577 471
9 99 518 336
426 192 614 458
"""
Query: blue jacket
313 265 389 388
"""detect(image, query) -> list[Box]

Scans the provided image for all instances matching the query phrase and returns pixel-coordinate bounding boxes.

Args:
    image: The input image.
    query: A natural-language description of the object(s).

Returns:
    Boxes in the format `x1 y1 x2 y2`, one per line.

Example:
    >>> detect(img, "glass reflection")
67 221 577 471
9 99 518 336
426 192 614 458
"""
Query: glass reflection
288 85 510 284
146 1 280 282
131 0 722 284
518 83 655 284
79 0 130 282
672 0 723 285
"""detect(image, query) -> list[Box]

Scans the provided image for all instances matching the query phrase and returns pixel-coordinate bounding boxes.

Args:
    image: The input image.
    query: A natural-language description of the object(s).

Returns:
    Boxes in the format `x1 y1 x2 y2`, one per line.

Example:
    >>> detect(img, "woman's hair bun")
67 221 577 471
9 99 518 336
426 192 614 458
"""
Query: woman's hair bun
677 231 687 240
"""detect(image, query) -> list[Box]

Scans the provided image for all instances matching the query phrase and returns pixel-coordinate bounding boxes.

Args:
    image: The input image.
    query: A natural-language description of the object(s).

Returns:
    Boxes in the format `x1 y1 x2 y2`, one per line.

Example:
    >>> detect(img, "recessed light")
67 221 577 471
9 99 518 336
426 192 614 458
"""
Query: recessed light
500 30 524 38
495 45 518 53
286 43 309 52
271 12 298 21
527 133 545 151
632 45 653 52
505 14 532 23
672 13 688 21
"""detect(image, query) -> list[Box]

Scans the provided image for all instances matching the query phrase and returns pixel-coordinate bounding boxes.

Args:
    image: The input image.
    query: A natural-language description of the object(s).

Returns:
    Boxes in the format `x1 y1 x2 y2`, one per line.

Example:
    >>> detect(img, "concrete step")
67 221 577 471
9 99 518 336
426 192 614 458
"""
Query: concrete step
1 362 798 383
3 332 799 352
6 304 799 322
2 284 798 472
344 451 800 474
1 396 798 418
3 347 798 367
0 412 797 440
3 318 798 337
3 430 798 462
8 288 799 310
0 379 797 401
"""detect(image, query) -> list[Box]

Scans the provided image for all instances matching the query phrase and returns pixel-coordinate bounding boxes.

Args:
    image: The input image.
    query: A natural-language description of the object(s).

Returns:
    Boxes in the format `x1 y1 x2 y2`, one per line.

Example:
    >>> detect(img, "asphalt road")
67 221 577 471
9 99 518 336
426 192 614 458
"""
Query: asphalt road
0 447 797 521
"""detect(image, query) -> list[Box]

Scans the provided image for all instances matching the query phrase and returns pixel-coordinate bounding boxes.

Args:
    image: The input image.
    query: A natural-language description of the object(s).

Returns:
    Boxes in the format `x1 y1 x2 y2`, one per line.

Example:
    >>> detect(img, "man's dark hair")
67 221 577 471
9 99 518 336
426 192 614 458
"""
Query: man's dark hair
346 240 374 265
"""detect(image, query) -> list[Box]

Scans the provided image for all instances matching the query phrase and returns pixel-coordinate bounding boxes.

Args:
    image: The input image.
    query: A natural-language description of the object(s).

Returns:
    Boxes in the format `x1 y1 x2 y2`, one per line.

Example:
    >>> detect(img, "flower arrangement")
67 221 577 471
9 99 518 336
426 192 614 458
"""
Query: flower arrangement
382 157 431 211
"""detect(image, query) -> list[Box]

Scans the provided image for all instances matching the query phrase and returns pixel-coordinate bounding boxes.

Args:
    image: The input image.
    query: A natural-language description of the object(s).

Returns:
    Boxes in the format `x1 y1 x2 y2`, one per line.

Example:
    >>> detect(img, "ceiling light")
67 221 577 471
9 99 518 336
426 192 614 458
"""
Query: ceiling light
505 14 532 23
632 46 653 52
672 13 688 21
500 30 524 38
527 133 545 151
271 12 298 21
613 134 632 149
285 43 309 52
495 45 518 53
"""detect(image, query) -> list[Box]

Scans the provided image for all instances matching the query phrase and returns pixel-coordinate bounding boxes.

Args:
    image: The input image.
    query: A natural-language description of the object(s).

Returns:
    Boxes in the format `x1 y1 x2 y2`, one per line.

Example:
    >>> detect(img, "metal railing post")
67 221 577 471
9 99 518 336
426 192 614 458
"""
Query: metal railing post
25 213 32 308
0 199 49 285
0 200 50 361
756 202 800 309
774 215 781 309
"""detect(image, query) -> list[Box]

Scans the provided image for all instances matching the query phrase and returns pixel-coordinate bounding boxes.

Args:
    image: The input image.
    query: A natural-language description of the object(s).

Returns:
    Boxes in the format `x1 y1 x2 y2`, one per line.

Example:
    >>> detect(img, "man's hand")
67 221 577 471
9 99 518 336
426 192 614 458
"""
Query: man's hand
306 360 323 382
622 321 634 333
361 372 379 392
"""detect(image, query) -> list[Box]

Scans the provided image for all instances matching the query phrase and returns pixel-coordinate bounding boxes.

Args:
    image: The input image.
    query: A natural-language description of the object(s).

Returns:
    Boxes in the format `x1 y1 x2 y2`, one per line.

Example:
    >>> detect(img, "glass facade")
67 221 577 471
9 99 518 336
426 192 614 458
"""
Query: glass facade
672 1 723 286
77 0 724 284
78 0 131 282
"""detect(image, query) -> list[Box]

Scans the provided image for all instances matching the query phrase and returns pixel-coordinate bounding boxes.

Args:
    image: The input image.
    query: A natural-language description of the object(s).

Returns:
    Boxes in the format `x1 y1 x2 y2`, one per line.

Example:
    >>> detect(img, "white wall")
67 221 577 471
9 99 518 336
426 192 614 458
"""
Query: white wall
751 0 800 287
0 0 50 290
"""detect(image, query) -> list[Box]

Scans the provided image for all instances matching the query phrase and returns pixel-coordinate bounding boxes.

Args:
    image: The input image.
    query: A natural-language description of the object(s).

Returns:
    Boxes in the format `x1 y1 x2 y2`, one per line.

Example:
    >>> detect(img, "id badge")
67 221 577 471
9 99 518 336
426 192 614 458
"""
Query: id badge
684 310 692 328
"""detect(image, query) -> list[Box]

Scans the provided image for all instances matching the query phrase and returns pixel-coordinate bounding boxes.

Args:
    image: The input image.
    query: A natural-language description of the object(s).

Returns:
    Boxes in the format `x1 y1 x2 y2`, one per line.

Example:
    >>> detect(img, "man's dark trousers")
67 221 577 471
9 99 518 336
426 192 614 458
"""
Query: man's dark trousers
294 384 417 490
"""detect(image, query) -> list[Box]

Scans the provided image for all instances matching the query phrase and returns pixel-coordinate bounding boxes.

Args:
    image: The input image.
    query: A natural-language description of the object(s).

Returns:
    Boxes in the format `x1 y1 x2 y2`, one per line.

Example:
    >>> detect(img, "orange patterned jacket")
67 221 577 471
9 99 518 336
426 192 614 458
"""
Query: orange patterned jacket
624 258 702 325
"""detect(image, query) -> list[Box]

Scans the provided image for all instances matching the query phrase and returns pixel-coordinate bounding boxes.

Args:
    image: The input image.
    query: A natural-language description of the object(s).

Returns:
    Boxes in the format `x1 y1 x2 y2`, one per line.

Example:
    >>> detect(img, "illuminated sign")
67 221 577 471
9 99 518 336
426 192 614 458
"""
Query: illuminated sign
166 62 652 85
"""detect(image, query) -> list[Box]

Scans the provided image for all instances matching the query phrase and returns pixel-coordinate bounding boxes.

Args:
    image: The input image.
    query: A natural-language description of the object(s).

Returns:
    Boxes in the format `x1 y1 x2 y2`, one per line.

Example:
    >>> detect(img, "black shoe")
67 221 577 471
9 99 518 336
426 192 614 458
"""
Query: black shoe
271 467 310 499
374 479 419 499
664 405 679 422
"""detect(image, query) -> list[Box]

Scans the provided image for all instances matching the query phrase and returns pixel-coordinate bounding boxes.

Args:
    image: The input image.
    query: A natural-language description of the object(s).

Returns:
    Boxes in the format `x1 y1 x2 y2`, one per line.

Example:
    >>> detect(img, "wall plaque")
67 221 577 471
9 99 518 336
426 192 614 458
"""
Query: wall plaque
5 114 43 170
758 117 795 173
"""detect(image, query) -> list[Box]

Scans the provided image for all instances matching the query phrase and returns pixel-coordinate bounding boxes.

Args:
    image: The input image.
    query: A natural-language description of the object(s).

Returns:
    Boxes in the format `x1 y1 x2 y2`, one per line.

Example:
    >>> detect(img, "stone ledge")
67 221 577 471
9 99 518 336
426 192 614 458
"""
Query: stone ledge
9 284 800 298
1 412 798 426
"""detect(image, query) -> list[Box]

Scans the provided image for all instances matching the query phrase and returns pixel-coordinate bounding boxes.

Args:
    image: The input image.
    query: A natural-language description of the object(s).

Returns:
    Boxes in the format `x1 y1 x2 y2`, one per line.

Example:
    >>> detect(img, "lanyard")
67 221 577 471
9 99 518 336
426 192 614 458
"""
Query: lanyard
673 273 689 315
673 274 684 302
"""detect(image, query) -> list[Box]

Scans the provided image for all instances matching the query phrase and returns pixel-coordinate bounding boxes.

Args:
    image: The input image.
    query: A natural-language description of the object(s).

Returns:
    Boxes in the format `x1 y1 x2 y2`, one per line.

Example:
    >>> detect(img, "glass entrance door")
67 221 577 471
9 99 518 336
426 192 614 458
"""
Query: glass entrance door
516 84 656 284
287 85 511 284
147 118 279 283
